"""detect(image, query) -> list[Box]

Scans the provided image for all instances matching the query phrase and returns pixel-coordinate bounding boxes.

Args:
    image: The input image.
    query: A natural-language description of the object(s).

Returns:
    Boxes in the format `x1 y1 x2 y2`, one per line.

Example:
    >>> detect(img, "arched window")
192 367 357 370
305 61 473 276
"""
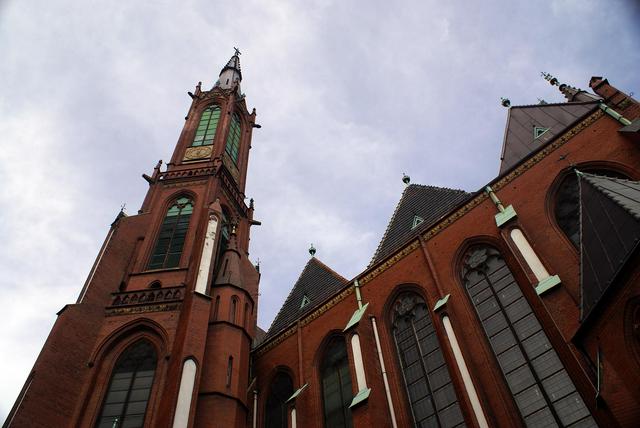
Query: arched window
265 372 294 428
554 169 627 247
95 340 157 428
391 292 465 427
225 113 241 164
320 336 353 428
148 197 193 270
192 106 220 147
230 297 238 324
462 245 596 427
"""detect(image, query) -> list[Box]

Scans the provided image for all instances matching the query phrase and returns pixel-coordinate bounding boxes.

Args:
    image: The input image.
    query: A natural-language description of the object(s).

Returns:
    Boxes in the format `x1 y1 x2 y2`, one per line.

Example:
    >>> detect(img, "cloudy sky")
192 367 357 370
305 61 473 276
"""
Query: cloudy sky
0 0 638 419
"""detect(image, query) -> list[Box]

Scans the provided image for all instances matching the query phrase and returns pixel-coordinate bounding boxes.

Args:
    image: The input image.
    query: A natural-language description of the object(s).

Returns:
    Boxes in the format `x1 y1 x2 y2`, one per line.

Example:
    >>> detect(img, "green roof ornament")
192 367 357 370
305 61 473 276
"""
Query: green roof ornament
309 243 316 257
501 97 511 107
402 173 411 185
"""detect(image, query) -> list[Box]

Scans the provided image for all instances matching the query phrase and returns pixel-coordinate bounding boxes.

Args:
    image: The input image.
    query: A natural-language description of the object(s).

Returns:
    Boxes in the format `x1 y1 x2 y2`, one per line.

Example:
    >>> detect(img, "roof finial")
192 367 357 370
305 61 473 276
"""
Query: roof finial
309 243 316 257
500 97 511 108
233 47 241 56
541 72 559 86
402 173 411 185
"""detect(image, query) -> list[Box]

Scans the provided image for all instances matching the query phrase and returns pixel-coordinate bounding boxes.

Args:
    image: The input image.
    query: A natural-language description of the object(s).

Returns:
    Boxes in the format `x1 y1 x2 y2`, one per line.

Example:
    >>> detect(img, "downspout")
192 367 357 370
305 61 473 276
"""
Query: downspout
253 390 258 428
370 316 398 428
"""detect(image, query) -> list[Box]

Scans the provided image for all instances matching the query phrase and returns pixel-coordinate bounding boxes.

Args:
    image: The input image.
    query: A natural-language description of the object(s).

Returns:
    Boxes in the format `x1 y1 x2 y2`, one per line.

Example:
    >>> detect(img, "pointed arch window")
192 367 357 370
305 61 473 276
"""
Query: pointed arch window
554 169 627 247
320 336 353 428
225 113 241 164
265 372 294 428
391 292 466 427
148 197 193 270
192 105 220 147
462 245 597 427
95 340 157 428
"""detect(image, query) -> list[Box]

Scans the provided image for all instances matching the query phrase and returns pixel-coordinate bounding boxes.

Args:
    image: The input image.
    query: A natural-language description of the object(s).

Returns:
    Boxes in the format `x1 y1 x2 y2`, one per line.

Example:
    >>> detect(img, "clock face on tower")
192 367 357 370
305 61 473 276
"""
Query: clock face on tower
183 145 213 161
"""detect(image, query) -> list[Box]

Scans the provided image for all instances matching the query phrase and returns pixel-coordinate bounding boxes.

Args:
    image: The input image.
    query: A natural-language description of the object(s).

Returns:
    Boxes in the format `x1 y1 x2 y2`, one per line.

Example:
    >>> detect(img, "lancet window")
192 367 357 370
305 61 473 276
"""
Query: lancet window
391 292 466 427
192 105 220 147
461 245 597 427
95 340 157 428
148 197 193 270
225 113 241 164
320 336 353 428
265 372 294 428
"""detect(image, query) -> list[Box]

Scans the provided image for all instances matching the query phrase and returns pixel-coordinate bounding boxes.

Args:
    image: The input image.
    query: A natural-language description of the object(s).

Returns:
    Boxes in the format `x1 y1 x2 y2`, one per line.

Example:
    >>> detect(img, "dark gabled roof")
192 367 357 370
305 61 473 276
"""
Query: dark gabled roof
370 184 471 266
499 101 600 174
579 172 640 320
265 257 348 340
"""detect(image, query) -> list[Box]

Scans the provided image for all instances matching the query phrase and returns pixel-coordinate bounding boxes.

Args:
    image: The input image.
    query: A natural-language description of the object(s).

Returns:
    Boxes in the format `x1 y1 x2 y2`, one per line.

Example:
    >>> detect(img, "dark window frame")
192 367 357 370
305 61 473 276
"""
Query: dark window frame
320 336 353 428
147 197 194 270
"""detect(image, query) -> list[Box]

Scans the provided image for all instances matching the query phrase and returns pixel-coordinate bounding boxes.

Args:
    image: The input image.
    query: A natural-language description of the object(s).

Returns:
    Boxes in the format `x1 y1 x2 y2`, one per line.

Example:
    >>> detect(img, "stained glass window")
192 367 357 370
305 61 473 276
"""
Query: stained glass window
265 372 294 428
148 197 193 270
392 292 466 428
192 106 220 147
95 340 157 428
225 114 241 164
462 245 597 427
321 337 353 428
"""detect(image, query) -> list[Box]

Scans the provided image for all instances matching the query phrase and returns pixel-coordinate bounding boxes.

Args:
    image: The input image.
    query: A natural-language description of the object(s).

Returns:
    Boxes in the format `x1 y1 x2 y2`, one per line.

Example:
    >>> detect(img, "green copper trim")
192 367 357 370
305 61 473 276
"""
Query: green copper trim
344 302 369 332
535 275 561 295
349 388 371 408
599 103 632 126
286 383 308 403
433 294 450 312
495 205 517 227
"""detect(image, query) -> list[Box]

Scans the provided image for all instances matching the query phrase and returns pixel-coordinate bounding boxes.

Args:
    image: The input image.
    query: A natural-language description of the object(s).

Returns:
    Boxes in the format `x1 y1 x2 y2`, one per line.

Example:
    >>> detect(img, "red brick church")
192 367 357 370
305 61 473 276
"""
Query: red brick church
4 52 640 428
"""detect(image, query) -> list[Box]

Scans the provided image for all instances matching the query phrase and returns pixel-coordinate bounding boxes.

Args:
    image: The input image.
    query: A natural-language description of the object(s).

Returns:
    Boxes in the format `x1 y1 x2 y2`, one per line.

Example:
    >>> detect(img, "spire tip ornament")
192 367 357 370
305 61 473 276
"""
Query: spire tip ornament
309 244 316 257
402 173 411 185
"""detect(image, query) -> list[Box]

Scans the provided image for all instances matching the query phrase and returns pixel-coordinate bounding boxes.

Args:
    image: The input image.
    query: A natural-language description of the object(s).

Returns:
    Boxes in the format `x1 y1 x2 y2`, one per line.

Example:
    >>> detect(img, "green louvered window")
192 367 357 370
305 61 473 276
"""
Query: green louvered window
95 340 157 428
225 114 241 164
321 336 353 428
148 197 193 270
192 106 220 147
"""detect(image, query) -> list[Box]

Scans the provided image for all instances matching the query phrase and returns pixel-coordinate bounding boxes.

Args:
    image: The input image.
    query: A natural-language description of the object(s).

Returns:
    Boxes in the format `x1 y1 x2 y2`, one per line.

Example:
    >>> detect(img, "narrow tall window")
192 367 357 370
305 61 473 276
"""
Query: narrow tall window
225 114 241 164
391 292 466 427
95 340 157 428
462 245 597 427
226 356 233 387
148 197 193 270
320 336 353 428
192 106 220 147
230 297 238 324
265 372 294 428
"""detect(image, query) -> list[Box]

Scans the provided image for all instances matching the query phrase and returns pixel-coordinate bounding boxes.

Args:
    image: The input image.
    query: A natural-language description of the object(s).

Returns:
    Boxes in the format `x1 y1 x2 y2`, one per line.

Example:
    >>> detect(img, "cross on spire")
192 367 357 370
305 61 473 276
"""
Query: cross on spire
234 47 241 56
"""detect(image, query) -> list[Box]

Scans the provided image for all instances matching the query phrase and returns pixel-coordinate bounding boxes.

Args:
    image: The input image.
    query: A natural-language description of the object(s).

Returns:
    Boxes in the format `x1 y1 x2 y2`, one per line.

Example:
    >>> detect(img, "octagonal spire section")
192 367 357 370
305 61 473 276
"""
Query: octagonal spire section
216 48 242 92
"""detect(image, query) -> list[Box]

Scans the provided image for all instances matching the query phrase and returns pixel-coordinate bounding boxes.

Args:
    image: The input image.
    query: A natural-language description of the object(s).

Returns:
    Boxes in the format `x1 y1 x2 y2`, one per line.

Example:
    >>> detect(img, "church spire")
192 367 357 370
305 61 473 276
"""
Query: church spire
541 72 600 103
216 47 242 91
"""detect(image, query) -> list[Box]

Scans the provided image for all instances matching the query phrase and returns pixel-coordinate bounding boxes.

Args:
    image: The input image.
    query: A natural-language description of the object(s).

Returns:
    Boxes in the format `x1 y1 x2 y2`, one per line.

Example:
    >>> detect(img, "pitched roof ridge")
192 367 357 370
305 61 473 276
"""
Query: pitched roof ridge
580 172 640 220
511 100 599 109
265 257 346 335
265 260 315 333
369 185 413 266
308 256 349 283
407 183 469 193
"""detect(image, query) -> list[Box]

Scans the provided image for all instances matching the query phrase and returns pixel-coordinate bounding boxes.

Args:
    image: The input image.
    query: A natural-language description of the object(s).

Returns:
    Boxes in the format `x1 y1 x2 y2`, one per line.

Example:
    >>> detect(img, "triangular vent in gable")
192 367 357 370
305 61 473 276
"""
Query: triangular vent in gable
300 294 311 309
412 215 424 229
533 126 549 139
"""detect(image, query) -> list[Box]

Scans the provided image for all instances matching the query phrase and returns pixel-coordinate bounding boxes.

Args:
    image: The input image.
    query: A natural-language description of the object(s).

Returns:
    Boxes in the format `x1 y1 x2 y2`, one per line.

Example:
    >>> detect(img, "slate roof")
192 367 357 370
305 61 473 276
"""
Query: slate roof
579 172 640 320
265 257 348 340
499 101 600 174
370 184 471 266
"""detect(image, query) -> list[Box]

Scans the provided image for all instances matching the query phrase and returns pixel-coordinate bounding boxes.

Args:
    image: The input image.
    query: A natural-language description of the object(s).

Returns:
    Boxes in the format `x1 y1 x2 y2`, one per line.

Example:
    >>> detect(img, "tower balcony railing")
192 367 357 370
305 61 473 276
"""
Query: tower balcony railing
106 285 185 316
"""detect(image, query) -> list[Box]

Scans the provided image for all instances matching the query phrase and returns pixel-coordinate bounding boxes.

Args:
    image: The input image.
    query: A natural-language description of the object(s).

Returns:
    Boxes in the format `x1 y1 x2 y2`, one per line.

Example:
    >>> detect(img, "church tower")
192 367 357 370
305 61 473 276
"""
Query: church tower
5 51 261 428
